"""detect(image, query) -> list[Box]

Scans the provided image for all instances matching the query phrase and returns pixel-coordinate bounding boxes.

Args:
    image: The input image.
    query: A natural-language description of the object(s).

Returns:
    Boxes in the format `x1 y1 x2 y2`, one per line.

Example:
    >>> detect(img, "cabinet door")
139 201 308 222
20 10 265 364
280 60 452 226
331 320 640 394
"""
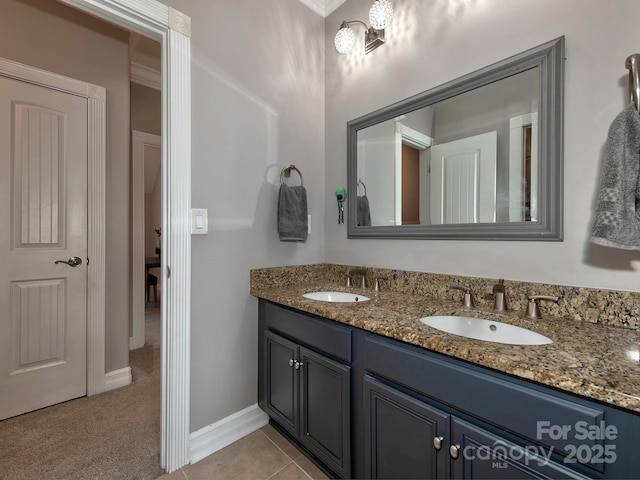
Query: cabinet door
451 417 589 480
364 375 451 479
264 331 299 438
299 347 351 478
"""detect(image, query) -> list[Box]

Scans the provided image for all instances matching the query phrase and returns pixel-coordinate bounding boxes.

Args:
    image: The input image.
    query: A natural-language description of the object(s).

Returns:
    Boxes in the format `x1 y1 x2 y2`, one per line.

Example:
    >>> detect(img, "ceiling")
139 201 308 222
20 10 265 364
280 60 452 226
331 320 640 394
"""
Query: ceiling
296 0 346 17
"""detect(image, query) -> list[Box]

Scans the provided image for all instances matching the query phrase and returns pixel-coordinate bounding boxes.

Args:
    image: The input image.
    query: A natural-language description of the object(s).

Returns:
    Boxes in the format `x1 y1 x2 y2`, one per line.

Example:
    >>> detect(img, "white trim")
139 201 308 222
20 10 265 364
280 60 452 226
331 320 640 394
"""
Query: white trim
131 130 162 351
189 405 269 465
0 57 107 399
168 7 191 37
162 26 192 473
509 112 538 222
60 0 192 473
131 62 162 90
104 366 132 390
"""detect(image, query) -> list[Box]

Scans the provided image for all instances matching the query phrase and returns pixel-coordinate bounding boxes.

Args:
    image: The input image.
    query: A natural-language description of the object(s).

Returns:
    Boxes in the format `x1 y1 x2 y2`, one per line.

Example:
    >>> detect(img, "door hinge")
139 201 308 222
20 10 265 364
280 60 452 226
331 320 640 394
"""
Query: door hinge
167 265 171 278
87 257 90 266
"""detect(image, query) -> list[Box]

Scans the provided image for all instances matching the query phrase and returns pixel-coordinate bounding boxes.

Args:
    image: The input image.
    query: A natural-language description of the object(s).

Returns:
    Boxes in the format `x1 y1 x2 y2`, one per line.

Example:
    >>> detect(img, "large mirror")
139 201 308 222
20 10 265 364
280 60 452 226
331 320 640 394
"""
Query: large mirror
347 37 564 240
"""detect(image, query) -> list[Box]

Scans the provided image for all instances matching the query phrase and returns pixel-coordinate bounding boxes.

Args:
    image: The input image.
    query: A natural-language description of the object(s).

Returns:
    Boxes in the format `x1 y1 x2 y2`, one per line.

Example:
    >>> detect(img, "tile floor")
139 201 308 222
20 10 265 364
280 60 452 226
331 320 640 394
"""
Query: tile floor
158 424 330 480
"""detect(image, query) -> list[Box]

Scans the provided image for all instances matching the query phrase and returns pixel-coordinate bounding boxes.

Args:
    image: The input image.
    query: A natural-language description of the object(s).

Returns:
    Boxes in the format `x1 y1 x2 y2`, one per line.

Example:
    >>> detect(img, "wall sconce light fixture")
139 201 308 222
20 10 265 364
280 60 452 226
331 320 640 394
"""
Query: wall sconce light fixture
334 0 394 55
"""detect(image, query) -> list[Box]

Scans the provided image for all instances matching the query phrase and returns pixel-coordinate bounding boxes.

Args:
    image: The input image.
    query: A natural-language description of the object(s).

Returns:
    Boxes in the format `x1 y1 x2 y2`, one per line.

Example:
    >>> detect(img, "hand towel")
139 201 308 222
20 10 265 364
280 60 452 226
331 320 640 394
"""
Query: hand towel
356 195 371 226
591 103 640 249
278 184 308 241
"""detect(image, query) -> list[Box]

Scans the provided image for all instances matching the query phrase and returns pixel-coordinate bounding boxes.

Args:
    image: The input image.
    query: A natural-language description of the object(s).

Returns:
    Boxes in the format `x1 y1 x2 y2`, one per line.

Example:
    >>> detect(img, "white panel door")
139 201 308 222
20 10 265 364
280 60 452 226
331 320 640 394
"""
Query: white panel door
0 75 88 420
429 132 497 224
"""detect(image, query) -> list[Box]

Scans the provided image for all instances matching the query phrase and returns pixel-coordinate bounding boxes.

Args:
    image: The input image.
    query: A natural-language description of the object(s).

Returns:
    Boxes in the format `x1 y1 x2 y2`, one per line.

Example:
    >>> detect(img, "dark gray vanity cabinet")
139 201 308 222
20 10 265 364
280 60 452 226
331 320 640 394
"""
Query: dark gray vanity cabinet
450 417 589 479
264 332 299 436
364 375 451 479
363 372 587 480
258 300 640 479
259 302 351 478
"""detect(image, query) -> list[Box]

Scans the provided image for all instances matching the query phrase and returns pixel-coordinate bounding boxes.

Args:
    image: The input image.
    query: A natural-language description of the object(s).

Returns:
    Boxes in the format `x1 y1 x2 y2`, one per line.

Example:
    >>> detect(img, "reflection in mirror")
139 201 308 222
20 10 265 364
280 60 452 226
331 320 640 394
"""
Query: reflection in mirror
347 37 564 240
357 68 539 226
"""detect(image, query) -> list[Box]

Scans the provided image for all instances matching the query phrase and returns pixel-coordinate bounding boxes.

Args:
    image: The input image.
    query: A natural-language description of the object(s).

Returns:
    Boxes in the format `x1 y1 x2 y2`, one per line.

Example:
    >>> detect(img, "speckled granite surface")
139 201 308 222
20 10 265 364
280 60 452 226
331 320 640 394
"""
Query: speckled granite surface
250 264 640 414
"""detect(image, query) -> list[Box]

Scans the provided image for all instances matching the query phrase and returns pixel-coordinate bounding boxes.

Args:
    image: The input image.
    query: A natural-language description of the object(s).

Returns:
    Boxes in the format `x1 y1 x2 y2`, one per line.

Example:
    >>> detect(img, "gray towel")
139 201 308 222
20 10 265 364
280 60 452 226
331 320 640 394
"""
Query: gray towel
357 195 371 226
591 103 640 249
278 184 308 241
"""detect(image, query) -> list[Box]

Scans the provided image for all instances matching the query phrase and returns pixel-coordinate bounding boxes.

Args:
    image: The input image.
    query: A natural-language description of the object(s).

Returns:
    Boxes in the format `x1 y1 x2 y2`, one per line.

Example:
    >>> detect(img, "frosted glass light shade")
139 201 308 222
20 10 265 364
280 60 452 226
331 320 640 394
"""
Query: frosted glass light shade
369 0 394 30
334 26 356 54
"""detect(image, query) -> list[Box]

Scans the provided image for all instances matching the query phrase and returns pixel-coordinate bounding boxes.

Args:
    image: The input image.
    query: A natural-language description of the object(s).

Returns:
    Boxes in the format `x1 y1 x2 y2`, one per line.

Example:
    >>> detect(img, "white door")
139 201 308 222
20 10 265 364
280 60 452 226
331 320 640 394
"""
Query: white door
0 75 88 420
429 131 497 224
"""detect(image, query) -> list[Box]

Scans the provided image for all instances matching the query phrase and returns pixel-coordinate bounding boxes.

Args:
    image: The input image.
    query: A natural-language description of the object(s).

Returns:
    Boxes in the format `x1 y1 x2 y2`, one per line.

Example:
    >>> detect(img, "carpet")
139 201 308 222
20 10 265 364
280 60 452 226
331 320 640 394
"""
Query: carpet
0 310 163 480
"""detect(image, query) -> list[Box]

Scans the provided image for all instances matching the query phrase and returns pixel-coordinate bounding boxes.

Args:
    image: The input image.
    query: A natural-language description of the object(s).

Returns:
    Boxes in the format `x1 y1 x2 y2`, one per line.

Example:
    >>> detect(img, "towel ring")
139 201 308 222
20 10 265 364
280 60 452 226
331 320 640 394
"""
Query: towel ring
280 164 304 186
357 179 367 196
626 54 640 111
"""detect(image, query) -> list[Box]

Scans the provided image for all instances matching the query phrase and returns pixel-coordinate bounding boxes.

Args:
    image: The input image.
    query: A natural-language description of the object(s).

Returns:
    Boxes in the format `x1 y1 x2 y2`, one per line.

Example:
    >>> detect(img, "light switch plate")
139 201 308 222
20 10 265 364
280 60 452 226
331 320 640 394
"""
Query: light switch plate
191 208 208 235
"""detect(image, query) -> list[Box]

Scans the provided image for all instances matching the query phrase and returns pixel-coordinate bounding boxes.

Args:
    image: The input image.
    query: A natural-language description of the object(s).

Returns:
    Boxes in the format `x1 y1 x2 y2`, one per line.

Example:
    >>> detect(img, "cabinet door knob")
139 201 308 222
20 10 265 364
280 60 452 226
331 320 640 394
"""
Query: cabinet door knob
450 444 461 459
433 436 444 450
294 360 304 370
289 358 294 367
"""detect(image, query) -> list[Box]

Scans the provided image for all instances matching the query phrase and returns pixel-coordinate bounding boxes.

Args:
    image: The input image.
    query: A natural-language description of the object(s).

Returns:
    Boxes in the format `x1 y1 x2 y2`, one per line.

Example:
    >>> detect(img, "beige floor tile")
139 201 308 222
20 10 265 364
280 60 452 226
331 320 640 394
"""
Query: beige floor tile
183 430 291 480
261 424 303 460
292 455 329 480
268 462 311 480
156 468 187 480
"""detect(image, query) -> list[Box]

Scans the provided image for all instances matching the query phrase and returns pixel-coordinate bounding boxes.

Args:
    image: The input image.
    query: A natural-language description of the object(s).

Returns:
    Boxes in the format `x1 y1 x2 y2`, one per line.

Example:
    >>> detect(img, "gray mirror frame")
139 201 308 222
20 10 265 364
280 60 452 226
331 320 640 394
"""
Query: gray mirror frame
347 36 564 240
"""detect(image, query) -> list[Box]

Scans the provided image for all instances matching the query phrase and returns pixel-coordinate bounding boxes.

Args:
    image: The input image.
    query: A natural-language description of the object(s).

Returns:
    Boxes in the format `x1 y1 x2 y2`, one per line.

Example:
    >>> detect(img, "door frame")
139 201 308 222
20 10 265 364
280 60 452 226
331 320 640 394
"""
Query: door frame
59 0 191 472
393 120 432 225
131 130 162 350
509 112 538 222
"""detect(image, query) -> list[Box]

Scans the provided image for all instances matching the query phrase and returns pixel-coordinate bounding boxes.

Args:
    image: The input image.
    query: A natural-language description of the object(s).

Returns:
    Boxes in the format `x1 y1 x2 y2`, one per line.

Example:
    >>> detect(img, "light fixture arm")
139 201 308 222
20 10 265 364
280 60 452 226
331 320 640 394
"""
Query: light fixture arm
341 20 370 31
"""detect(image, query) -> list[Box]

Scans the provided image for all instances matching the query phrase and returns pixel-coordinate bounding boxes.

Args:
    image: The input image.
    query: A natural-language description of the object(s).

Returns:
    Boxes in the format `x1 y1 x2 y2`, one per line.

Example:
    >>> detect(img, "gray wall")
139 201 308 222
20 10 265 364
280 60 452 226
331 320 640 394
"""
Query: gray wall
131 83 162 136
161 0 325 431
325 0 640 291
0 0 131 373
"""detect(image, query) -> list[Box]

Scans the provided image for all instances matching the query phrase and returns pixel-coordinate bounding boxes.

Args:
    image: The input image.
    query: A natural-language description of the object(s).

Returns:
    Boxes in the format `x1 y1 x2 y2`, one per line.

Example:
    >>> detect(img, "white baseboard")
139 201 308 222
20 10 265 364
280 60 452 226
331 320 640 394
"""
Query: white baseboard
103 366 132 391
189 404 269 464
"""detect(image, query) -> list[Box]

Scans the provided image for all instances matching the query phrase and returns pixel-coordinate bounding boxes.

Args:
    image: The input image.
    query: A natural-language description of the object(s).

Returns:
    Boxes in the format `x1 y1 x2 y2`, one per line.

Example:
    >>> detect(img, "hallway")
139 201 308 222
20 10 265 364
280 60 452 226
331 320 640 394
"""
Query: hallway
0 308 162 480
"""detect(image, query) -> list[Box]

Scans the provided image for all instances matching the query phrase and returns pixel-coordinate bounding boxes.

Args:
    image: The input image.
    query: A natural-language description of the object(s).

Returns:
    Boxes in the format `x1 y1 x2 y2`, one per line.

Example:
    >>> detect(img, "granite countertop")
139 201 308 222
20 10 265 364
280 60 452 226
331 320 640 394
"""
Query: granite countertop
251 282 640 414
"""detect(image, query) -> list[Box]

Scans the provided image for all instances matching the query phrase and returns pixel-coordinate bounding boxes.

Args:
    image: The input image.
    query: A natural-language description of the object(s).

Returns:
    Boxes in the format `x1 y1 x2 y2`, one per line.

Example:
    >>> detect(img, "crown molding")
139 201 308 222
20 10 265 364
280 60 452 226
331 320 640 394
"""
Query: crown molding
296 0 346 17
130 61 161 90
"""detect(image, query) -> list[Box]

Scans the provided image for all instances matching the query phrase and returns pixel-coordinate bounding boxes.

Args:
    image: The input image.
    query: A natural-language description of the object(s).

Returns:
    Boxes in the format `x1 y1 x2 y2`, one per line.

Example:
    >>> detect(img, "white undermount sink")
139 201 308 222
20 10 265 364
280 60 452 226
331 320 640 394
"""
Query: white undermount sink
302 291 370 303
419 316 553 345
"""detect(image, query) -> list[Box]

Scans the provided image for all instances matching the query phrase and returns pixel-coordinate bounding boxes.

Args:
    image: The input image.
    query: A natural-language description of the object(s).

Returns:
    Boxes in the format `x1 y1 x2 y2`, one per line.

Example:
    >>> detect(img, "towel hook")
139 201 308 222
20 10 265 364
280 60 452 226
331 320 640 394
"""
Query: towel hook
280 164 304 186
357 179 367 196
625 54 640 111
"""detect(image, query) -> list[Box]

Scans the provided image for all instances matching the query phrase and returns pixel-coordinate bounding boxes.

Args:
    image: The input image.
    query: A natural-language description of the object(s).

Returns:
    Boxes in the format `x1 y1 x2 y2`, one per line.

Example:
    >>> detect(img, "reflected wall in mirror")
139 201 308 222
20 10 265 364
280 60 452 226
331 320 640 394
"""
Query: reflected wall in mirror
347 37 564 240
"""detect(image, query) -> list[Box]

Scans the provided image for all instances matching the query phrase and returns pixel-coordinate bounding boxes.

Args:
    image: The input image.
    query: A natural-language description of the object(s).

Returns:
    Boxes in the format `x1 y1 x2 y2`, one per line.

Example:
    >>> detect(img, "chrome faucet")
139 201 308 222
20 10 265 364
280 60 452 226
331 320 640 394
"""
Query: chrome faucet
525 295 559 319
346 268 367 289
489 279 508 312
449 284 474 308
374 277 387 292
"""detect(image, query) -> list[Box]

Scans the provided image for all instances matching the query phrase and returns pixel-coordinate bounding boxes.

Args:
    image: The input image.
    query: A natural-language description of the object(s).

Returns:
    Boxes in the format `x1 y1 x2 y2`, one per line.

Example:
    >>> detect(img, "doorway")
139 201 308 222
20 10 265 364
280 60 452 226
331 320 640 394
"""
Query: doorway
132 130 162 349
401 144 421 225
1 0 191 472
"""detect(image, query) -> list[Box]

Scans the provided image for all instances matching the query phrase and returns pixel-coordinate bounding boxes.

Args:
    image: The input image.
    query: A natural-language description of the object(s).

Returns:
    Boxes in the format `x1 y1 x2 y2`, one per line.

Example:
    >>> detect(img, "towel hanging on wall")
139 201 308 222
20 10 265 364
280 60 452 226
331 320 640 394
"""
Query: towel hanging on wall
590 103 640 250
278 165 308 241
356 179 371 226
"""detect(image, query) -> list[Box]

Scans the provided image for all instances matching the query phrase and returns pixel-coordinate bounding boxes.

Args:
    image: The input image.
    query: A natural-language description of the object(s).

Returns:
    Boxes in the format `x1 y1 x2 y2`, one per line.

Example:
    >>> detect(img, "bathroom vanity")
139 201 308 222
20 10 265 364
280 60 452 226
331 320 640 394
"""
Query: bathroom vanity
253 265 640 479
